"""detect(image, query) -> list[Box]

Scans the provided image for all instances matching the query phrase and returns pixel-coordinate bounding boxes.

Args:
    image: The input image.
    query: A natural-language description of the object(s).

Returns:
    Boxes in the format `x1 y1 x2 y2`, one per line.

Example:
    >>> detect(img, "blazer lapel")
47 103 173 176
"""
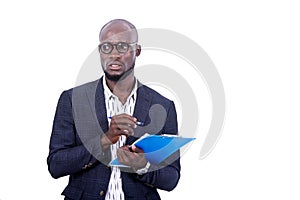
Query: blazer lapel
127 82 153 141
133 82 152 126
94 77 109 133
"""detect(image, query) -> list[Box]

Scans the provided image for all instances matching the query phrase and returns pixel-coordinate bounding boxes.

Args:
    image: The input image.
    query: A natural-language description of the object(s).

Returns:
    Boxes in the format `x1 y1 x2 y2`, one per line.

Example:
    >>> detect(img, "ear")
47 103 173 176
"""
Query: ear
135 45 141 57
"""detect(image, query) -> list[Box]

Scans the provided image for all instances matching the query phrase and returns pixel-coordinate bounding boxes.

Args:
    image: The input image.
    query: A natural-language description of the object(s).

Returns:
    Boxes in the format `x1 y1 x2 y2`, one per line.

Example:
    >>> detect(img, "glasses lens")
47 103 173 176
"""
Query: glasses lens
116 42 129 53
100 43 113 54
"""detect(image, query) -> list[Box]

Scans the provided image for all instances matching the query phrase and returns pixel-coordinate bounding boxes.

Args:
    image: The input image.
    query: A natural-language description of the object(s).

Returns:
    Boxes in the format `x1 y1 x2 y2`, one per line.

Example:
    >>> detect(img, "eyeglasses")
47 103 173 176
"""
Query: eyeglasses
98 42 137 54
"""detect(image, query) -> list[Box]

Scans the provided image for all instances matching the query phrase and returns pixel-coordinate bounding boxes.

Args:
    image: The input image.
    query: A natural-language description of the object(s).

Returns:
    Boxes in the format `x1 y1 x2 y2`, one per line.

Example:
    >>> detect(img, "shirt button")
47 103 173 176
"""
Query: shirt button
100 190 105 196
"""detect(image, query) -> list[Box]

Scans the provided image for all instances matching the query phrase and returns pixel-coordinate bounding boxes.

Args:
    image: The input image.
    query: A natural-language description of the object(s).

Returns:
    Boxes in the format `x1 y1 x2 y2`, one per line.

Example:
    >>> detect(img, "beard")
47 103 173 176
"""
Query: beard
104 65 134 82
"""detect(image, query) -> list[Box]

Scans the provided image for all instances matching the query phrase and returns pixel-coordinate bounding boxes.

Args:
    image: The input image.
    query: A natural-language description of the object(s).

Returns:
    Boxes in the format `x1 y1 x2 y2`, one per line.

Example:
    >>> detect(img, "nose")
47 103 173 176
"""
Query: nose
109 47 121 58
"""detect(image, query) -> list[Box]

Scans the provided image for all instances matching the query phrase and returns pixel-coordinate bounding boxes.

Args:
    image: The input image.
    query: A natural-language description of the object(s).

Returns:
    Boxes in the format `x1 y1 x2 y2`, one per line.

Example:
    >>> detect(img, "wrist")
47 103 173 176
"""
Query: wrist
135 162 151 175
101 134 111 150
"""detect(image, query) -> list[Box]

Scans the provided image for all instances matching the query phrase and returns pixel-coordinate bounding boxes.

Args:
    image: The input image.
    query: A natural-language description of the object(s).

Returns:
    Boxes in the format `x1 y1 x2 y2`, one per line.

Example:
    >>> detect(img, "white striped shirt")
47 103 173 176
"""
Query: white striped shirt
103 77 137 200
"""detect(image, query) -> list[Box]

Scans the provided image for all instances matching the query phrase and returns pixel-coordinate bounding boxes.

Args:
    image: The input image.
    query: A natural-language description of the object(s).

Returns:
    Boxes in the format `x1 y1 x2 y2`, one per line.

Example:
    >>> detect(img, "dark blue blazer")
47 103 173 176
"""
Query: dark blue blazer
47 77 181 200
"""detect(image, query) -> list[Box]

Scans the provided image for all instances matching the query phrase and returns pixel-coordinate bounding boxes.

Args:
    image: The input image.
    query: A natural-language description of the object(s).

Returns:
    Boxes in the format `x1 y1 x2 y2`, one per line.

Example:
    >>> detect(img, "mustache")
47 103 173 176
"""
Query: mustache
104 65 135 82
106 60 124 66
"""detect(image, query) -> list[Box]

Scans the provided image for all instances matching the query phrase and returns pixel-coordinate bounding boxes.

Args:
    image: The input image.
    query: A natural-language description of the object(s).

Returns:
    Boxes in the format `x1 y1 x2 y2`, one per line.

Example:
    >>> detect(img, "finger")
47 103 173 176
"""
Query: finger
117 149 125 163
115 113 137 122
134 147 144 154
111 121 136 131
122 129 130 137
114 119 137 129
117 148 131 164
117 126 134 136
108 128 131 138
119 145 130 151
112 115 137 128
108 123 133 136
120 130 135 137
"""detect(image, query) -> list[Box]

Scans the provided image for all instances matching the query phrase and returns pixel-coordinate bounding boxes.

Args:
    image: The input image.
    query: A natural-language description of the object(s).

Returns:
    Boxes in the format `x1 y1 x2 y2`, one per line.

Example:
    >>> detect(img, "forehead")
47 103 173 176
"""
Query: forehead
100 22 137 43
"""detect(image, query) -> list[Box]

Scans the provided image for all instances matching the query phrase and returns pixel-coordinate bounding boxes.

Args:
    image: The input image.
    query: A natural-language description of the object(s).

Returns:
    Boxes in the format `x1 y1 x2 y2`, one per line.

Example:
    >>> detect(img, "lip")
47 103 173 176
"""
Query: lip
108 62 123 70
108 64 122 71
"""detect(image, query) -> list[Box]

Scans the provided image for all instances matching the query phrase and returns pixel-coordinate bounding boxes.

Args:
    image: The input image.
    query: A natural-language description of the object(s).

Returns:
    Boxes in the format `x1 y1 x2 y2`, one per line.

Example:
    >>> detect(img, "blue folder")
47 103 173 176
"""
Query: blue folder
109 134 195 167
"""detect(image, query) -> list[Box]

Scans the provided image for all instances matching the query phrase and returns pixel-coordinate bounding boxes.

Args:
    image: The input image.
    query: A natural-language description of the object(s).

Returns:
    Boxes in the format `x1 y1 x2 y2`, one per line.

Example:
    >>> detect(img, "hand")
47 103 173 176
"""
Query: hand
117 145 147 169
101 114 137 149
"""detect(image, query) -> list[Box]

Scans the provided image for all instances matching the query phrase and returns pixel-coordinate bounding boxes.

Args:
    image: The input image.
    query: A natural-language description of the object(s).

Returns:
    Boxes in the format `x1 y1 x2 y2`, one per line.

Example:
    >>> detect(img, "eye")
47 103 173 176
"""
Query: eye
101 43 112 52
117 42 129 52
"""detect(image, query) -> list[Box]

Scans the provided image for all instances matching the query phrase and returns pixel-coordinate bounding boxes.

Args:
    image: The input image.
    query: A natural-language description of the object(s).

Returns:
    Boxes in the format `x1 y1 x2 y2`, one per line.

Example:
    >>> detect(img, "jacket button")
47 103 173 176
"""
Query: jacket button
100 190 105 196
82 164 88 170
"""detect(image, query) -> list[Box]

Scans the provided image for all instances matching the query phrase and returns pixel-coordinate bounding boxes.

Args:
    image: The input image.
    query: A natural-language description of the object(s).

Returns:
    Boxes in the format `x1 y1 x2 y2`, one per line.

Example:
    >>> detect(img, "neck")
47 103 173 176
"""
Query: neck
105 73 135 102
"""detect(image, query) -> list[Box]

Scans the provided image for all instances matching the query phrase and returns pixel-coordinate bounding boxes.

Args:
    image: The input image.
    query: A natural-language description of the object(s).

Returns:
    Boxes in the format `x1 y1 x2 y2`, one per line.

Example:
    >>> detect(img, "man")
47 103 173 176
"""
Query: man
47 19 180 200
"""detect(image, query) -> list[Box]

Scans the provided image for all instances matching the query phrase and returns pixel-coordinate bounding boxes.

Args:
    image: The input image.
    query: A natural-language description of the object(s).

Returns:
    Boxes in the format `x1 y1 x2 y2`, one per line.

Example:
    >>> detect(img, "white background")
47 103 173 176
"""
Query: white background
0 0 300 199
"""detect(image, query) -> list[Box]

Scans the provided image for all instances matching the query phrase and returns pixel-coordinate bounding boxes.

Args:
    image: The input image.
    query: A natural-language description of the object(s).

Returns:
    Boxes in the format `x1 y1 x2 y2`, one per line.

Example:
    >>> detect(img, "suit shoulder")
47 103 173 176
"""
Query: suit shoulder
139 84 173 104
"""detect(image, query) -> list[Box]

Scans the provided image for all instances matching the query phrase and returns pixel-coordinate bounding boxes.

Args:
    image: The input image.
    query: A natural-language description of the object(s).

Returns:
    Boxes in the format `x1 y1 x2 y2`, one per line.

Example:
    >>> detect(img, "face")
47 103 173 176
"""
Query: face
99 22 141 82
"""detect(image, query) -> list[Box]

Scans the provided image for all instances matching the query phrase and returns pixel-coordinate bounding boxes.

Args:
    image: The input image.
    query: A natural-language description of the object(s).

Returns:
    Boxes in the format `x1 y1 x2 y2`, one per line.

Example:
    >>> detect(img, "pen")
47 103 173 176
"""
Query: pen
108 116 144 126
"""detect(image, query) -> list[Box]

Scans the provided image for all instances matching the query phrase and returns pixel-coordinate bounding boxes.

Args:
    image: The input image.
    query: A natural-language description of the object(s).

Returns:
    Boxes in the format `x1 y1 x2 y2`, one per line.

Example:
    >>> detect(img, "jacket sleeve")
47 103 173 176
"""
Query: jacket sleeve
47 90 107 179
135 101 181 191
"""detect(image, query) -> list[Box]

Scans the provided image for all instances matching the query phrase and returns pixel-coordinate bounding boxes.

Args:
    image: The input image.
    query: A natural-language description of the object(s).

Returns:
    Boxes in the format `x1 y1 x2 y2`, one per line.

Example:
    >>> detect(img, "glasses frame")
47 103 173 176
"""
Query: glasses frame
98 42 137 54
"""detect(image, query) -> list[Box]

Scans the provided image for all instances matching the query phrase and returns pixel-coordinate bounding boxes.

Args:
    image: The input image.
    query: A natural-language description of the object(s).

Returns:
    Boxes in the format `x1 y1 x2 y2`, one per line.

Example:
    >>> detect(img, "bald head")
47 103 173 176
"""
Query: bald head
99 19 138 43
